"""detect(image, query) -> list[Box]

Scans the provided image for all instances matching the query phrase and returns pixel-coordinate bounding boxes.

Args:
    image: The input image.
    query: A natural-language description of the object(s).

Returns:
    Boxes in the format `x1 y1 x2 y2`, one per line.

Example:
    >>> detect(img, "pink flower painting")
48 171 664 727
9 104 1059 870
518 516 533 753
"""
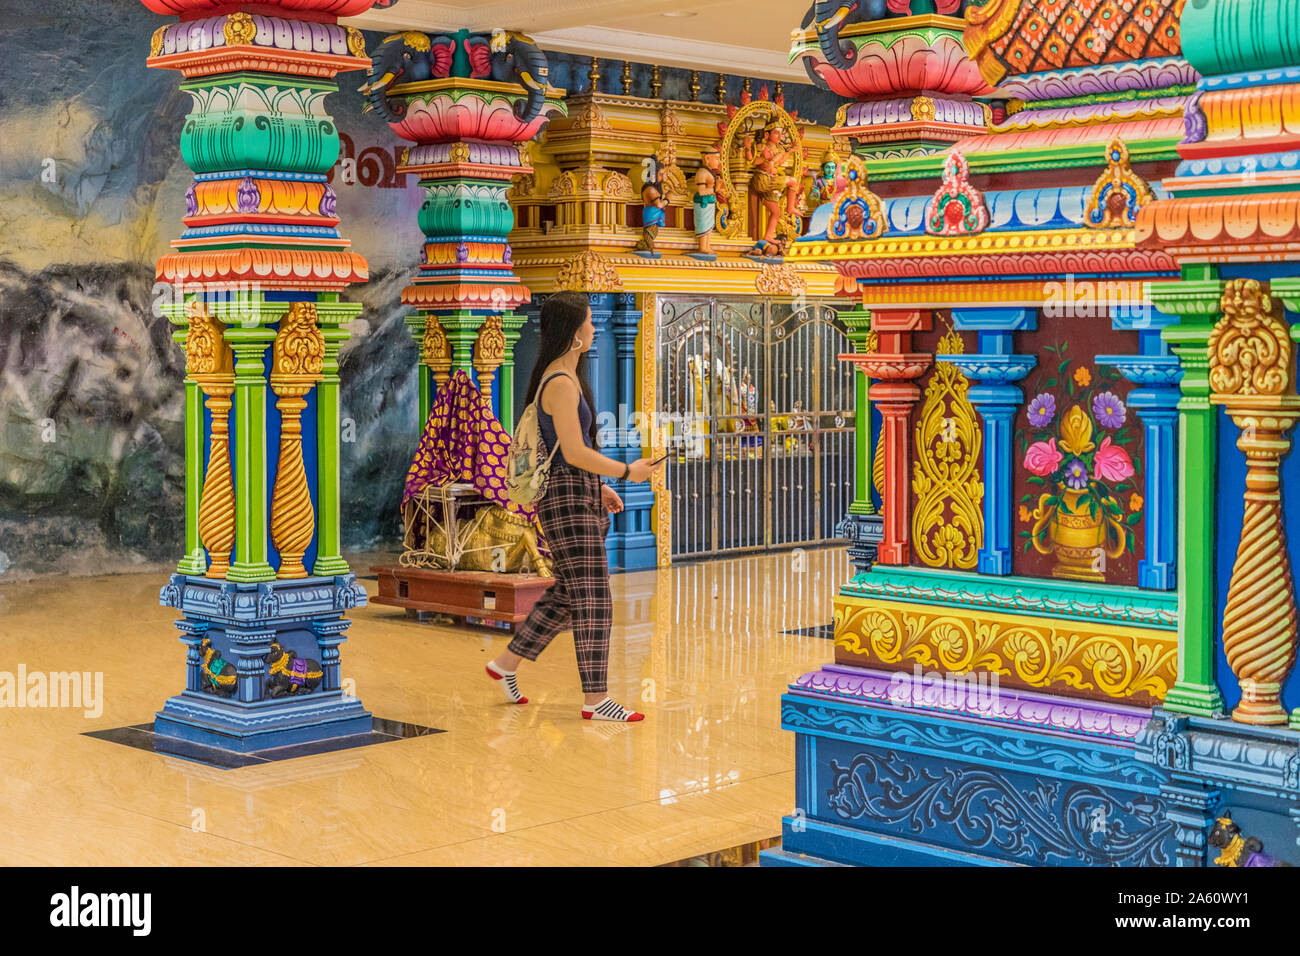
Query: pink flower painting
1093 436 1135 483
1023 439 1063 477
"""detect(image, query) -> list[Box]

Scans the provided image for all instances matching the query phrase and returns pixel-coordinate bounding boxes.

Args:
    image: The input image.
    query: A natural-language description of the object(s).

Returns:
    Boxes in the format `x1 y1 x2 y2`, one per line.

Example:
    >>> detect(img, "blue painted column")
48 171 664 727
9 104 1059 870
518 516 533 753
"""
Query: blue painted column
940 308 1037 576
587 292 617 419
607 294 657 570
1099 307 1182 591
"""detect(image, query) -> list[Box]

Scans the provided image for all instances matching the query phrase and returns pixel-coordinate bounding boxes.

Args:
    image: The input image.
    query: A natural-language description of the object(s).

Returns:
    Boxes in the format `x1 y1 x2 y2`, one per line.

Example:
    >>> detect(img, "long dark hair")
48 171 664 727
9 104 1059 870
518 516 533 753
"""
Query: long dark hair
524 291 599 447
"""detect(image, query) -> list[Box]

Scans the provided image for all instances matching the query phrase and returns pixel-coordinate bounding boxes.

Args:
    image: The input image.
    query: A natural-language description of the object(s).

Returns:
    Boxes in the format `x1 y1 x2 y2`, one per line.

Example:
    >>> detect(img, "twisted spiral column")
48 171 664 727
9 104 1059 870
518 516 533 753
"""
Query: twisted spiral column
1210 278 1300 725
197 383 236 578
1220 411 1300 724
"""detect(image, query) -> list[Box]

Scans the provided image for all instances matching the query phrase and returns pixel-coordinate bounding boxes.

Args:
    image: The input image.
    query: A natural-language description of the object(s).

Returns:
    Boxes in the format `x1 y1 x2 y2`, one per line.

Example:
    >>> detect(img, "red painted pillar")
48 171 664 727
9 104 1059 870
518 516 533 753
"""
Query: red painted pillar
839 310 931 566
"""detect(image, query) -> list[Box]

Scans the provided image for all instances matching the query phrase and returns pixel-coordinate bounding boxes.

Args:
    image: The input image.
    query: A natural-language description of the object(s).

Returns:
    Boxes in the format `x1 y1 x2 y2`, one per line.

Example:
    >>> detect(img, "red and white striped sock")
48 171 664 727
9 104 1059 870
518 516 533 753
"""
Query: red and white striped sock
485 660 527 704
582 697 644 722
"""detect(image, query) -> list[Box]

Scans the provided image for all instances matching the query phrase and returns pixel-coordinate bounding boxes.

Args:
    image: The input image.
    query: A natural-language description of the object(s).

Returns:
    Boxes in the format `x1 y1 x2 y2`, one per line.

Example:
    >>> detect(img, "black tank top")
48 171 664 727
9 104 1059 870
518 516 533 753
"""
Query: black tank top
536 372 593 468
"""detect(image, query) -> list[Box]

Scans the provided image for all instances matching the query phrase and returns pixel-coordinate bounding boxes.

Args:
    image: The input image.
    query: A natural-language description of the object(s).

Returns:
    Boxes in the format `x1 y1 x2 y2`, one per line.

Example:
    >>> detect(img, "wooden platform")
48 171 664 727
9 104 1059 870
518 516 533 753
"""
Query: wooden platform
370 565 554 627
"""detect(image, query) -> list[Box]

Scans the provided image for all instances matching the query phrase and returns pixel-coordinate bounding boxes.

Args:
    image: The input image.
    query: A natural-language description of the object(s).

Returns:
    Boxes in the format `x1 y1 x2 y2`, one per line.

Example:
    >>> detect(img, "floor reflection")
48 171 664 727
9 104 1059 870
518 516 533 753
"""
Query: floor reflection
0 545 846 865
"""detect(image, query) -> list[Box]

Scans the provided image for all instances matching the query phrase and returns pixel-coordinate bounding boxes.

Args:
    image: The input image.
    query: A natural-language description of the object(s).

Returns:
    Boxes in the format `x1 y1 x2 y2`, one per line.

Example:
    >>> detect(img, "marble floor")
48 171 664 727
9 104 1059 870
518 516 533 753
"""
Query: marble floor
0 546 847 866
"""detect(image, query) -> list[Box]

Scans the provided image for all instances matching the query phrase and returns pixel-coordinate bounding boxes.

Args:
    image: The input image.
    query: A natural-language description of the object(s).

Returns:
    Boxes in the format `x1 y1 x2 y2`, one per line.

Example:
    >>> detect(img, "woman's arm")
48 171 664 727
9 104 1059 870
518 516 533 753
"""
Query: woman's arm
542 376 658 482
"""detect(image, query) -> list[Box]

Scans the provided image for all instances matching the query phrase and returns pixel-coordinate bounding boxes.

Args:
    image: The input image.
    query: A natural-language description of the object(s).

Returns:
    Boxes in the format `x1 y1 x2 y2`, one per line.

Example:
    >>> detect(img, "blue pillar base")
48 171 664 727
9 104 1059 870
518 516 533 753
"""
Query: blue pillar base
155 573 372 754
154 691 373 754
836 512 884 575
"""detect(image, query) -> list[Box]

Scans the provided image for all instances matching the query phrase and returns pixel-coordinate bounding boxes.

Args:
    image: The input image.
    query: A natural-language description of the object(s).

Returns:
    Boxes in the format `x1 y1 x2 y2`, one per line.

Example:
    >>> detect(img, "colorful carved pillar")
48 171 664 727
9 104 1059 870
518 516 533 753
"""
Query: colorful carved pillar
1148 271 1227 718
145 0 375 752
836 308 883 575
497 312 528 433
314 296 354 576
442 311 487 379
184 302 236 579
1208 279 1299 726
587 294 617 430
269 302 325 580
608 294 656 571
841 309 877 517
175 304 214 575
942 308 1038 576
366 33 564 425
473 313 506 402
413 314 453 428
840 310 931 566
1098 307 1183 591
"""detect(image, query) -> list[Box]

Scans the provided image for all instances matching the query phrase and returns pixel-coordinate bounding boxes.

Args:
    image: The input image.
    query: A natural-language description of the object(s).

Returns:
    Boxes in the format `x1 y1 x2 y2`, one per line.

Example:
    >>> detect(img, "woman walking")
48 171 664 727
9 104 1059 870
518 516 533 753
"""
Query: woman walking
486 291 661 721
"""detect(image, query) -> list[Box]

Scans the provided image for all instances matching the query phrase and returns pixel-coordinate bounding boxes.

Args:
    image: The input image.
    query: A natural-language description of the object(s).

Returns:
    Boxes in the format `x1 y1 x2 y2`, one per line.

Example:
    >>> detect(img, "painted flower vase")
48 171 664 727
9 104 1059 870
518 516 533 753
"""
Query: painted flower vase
1031 487 1125 581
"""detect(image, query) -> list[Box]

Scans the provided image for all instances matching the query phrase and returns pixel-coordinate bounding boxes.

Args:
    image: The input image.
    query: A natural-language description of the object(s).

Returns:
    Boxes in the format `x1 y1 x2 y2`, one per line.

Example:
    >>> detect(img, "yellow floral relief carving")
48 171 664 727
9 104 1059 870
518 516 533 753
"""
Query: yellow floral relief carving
834 601 1176 703
910 329 983 569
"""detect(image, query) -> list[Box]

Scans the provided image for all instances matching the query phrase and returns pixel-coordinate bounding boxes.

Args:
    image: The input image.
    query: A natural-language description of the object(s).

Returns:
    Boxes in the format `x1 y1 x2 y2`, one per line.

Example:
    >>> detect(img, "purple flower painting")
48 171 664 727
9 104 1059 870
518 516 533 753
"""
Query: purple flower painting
1092 391 1126 429
1027 393 1056 427
1064 458 1089 490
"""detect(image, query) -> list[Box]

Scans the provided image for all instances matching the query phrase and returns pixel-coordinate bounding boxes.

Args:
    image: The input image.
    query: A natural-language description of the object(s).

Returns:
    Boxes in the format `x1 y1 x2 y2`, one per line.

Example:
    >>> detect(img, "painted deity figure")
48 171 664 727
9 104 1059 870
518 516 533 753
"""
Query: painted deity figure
634 179 667 258
743 121 801 256
692 147 725 260
806 149 844 208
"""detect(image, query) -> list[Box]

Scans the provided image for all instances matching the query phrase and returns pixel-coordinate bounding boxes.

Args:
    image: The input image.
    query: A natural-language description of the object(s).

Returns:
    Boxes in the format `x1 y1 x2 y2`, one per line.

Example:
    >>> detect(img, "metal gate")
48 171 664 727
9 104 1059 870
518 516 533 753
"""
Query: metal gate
657 296 855 560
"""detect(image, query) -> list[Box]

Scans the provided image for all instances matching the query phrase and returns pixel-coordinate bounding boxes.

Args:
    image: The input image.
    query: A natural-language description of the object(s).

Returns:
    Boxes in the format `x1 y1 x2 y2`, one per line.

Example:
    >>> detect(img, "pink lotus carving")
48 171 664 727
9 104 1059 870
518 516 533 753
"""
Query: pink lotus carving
807 33 995 99
141 0 378 15
1024 439 1064 477
1092 437 1135 483
841 352 933 382
390 90 564 144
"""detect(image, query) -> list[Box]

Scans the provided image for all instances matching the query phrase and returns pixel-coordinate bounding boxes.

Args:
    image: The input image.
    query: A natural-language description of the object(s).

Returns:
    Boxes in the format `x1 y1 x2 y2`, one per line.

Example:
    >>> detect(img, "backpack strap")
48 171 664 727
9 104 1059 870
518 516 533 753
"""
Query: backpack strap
537 370 577 405
531 372 575 466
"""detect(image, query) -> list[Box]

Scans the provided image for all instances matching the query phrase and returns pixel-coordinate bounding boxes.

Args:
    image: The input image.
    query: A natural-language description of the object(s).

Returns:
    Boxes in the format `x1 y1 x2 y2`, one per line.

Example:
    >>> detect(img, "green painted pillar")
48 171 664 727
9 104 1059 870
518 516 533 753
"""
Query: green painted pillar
225 319 278 584
499 312 527 434
175 321 209 576
403 314 433 428
314 296 362 577
1151 266 1226 717
441 310 487 380
842 308 876 516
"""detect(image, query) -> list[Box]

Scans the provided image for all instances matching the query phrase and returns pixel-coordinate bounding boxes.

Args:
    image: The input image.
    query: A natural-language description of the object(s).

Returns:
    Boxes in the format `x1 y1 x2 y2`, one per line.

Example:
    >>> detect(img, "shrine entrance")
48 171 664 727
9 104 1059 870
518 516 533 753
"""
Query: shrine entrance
656 295 855 560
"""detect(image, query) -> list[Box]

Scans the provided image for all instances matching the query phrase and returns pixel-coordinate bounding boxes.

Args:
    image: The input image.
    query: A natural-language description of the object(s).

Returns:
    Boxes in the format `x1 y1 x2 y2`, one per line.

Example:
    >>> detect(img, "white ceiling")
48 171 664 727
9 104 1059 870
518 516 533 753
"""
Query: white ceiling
342 0 815 82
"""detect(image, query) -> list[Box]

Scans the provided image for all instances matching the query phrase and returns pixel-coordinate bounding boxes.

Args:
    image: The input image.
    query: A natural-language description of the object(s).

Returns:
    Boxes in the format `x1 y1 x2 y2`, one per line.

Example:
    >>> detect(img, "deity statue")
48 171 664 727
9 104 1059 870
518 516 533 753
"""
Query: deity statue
743 121 802 259
691 147 725 261
805 148 845 208
633 177 667 259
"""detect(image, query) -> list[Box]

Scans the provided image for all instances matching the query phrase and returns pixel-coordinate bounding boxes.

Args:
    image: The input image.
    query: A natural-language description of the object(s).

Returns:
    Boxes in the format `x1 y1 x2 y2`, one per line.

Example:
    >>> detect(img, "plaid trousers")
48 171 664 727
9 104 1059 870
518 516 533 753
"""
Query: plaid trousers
508 461 612 694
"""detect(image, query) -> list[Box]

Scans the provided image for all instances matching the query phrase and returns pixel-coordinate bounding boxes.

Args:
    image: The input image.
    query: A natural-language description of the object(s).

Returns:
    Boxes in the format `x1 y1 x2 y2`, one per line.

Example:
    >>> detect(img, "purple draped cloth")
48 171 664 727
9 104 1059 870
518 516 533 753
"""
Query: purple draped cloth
401 370 537 525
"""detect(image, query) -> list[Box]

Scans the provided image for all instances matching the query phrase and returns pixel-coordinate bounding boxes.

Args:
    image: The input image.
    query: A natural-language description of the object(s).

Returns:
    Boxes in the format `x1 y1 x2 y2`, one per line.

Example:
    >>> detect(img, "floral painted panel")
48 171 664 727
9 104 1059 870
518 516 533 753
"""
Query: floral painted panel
1013 329 1146 586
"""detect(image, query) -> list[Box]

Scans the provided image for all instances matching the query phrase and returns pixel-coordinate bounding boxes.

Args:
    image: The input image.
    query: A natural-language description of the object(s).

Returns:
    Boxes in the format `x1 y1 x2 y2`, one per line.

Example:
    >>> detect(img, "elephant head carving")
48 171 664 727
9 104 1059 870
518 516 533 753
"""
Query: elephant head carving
488 29 550 124
798 0 969 72
359 31 455 124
